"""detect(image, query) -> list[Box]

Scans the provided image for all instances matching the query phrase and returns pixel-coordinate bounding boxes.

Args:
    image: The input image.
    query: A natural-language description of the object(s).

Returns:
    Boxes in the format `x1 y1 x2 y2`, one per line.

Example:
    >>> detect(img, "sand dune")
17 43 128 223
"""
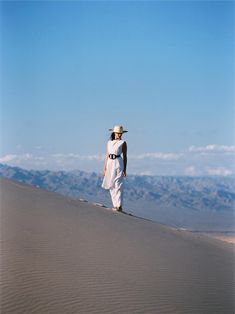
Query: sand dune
0 177 234 314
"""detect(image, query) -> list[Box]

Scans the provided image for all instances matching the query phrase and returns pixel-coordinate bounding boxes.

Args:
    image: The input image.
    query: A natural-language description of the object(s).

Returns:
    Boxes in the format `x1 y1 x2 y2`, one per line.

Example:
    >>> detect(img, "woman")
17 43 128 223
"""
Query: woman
102 125 128 212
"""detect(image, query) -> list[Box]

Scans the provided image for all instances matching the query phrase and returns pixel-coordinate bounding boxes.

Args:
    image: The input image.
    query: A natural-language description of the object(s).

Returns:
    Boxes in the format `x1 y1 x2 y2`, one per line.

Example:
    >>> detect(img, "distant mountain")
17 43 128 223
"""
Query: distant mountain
0 163 234 231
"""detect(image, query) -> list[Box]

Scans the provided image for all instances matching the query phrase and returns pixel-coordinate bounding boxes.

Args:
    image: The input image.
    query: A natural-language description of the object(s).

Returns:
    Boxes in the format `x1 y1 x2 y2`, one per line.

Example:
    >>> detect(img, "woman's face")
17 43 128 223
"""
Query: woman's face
114 132 122 140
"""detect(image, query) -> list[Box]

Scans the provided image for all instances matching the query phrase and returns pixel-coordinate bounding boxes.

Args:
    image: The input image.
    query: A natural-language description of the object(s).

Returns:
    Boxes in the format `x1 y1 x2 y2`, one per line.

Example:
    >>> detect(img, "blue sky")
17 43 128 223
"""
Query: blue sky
1 1 234 175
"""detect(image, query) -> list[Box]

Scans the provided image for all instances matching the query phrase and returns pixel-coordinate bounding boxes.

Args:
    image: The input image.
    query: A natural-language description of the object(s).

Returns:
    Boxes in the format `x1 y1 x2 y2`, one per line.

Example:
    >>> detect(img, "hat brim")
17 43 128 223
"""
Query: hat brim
109 129 128 133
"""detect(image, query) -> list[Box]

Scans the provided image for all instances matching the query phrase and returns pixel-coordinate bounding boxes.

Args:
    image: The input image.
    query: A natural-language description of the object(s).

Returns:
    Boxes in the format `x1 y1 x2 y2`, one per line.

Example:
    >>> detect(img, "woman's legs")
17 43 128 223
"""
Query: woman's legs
110 178 123 210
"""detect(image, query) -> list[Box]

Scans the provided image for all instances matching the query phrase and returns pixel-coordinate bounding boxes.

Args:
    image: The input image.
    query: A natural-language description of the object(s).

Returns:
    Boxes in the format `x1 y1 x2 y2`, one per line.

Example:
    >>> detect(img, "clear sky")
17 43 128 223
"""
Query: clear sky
1 1 234 175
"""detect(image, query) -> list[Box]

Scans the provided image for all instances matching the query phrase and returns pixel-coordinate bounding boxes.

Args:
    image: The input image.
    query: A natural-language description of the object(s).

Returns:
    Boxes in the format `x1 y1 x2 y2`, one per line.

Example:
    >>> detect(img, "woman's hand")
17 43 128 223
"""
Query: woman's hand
122 171 126 177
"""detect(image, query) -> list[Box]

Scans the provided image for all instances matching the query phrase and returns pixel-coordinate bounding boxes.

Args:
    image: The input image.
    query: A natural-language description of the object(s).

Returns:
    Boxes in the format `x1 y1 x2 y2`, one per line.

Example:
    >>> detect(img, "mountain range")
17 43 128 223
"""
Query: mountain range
0 163 234 231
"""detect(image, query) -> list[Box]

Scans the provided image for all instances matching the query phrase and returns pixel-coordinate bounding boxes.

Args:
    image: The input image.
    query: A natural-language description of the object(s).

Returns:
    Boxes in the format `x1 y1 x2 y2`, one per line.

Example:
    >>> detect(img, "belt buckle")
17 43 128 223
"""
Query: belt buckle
109 154 116 160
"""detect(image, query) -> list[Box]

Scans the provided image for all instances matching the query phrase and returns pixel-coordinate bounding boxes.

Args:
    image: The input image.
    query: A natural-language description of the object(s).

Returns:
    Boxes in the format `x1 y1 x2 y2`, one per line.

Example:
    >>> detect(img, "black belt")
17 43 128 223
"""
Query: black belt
109 154 121 160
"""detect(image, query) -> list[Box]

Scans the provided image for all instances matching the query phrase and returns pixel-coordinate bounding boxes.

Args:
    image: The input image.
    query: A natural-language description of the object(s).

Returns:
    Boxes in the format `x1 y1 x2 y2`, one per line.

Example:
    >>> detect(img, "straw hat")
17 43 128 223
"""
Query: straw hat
109 125 128 133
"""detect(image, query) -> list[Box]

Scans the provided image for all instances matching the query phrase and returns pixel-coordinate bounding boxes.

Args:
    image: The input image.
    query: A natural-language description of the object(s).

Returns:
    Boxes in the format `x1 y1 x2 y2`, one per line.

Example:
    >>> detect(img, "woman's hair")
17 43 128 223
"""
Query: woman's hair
110 132 123 140
110 132 115 140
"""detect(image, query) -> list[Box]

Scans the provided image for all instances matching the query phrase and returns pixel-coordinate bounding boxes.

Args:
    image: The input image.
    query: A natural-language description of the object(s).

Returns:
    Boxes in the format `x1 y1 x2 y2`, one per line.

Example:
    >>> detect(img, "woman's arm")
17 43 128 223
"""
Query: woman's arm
122 141 127 177
103 152 109 176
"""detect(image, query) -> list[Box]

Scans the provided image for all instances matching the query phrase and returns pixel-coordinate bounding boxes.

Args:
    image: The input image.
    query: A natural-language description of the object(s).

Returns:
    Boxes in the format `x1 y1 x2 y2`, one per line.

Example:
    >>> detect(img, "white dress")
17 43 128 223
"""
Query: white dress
102 139 124 190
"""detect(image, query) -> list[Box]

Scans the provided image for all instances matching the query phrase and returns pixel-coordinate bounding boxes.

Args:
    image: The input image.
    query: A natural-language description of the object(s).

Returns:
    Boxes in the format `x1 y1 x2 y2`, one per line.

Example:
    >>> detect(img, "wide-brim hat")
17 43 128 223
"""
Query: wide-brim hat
109 125 128 133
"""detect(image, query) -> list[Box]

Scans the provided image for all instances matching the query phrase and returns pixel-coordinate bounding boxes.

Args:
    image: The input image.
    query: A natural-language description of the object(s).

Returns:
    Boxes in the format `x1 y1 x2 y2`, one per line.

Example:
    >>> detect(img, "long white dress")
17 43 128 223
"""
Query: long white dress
102 139 124 208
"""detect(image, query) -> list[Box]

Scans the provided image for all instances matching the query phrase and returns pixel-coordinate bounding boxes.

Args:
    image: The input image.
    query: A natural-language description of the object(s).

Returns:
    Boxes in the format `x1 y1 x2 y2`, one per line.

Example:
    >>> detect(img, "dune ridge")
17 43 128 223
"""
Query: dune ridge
0 177 234 314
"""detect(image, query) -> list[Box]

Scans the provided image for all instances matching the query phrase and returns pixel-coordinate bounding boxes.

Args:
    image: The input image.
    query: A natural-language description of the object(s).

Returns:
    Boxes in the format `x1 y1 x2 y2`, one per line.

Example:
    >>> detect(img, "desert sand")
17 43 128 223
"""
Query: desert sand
0 177 234 314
